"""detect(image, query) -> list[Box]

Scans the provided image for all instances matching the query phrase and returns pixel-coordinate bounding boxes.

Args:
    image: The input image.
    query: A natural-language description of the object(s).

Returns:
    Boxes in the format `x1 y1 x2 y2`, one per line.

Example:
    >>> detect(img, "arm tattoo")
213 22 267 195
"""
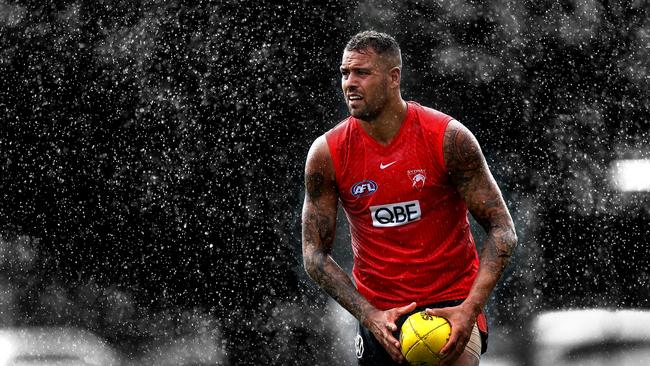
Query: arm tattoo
303 210 334 253
305 245 369 320
481 224 517 275
444 121 518 282
303 204 370 320
444 123 483 198
306 172 324 200
445 125 482 171
302 148 373 321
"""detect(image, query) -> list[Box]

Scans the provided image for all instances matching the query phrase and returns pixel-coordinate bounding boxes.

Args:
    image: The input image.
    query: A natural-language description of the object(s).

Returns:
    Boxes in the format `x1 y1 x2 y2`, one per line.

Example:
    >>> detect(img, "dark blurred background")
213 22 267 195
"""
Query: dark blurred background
1 1 649 365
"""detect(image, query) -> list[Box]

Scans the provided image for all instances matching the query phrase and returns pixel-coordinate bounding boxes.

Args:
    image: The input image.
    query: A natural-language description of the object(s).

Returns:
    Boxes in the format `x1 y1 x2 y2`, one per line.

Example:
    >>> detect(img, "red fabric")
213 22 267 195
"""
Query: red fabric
477 311 488 334
326 102 479 310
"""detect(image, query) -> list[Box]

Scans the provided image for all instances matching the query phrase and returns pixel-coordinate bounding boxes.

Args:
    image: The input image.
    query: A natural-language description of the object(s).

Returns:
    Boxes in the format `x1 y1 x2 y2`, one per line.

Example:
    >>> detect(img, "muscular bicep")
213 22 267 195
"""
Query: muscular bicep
443 120 512 232
302 136 338 259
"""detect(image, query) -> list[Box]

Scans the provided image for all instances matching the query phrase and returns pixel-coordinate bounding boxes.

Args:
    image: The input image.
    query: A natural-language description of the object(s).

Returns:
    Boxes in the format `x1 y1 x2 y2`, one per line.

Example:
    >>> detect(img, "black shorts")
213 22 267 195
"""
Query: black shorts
354 299 488 366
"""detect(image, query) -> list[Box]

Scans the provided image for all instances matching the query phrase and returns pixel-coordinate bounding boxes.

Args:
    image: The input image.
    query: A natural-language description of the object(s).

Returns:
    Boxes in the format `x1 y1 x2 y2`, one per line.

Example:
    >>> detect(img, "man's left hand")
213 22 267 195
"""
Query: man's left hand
425 303 477 366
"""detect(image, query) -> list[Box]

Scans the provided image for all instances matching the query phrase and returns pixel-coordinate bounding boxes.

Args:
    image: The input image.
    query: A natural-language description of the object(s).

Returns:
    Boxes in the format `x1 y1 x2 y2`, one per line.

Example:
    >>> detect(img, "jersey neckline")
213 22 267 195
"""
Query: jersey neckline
352 101 416 151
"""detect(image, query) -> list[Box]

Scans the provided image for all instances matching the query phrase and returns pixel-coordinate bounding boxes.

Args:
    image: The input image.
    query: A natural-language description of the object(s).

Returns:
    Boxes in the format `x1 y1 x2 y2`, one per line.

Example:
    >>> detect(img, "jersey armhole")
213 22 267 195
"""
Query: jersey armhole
436 118 455 175
324 117 352 189
324 132 341 186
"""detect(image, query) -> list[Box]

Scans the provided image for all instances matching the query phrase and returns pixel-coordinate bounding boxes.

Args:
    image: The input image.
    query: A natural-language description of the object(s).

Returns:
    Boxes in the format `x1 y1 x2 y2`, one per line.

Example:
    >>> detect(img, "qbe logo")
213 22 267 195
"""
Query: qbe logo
351 180 378 197
370 200 421 227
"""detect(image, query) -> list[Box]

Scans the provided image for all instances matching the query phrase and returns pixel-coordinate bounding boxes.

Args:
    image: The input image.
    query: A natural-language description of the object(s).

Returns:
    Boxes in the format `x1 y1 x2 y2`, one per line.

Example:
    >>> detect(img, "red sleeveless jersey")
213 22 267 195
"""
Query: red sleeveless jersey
325 102 479 310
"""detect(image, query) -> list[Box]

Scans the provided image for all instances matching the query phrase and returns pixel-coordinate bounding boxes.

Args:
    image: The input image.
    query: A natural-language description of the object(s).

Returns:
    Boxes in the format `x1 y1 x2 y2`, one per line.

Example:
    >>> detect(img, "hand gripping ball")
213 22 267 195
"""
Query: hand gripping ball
400 311 451 366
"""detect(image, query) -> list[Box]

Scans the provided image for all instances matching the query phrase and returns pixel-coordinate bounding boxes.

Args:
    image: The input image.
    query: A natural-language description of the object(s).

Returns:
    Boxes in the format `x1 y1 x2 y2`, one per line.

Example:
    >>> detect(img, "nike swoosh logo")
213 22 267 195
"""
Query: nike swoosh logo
380 161 397 169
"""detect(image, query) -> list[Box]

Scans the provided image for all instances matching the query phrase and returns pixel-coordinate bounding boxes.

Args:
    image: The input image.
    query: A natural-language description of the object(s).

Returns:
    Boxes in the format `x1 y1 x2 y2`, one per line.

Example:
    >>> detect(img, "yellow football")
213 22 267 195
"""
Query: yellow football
400 311 451 366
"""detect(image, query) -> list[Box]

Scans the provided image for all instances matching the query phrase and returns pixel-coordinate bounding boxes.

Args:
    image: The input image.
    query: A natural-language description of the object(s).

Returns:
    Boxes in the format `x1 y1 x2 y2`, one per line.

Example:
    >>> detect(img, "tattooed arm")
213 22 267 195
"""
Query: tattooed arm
426 120 518 365
301 135 369 318
302 135 414 363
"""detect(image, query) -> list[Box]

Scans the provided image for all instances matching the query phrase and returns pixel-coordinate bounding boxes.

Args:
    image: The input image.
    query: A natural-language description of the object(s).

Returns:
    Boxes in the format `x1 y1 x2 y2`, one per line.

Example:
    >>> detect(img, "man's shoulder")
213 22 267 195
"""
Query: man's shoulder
327 115 353 133
323 115 355 144
309 115 352 155
409 101 454 125
307 116 352 151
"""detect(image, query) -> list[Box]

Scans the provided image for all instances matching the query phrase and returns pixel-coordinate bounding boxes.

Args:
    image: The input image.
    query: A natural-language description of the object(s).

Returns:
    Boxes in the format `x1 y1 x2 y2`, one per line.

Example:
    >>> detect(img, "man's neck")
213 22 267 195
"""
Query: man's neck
358 99 408 146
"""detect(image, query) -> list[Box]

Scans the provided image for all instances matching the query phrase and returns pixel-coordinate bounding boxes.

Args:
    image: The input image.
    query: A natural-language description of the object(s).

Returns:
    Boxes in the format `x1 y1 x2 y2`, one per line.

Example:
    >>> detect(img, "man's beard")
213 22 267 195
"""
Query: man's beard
350 103 379 121
348 90 387 122
346 78 390 122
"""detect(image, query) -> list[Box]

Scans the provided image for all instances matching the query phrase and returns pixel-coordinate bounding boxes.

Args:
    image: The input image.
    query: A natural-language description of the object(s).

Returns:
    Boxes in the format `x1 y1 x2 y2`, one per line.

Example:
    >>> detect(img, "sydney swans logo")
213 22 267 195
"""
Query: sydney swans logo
407 169 426 190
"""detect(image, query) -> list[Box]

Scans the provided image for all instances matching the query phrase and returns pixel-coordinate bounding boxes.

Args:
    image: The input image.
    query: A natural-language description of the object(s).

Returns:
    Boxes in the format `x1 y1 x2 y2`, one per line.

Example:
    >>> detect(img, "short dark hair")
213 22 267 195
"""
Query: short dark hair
345 30 402 68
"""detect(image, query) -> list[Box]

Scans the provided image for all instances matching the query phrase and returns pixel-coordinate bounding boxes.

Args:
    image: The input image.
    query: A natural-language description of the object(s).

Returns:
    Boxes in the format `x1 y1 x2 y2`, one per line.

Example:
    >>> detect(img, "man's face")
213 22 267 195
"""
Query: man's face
340 48 391 122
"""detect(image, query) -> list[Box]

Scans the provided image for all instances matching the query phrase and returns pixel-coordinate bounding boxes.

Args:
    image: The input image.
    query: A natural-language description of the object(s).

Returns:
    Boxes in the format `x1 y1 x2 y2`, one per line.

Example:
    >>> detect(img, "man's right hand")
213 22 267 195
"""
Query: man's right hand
361 302 417 364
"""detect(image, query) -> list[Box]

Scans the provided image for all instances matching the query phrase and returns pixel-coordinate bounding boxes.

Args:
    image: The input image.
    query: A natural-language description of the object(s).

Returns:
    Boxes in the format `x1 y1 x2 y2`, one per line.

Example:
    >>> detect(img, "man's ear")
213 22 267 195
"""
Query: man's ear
389 66 401 89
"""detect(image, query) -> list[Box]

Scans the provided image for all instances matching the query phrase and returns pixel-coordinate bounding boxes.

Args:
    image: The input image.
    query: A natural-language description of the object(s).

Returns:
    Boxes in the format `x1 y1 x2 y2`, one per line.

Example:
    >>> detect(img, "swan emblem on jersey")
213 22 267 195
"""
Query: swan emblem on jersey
408 169 427 190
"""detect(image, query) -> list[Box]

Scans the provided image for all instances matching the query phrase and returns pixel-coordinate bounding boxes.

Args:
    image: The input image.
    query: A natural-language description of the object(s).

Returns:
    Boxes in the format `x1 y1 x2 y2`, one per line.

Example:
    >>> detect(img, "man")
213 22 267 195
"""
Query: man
302 30 517 366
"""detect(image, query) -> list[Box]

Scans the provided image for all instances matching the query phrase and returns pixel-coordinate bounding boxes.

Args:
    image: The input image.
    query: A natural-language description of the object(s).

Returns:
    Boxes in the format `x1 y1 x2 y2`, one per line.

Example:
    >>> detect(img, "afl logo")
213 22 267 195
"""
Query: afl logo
351 180 378 197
